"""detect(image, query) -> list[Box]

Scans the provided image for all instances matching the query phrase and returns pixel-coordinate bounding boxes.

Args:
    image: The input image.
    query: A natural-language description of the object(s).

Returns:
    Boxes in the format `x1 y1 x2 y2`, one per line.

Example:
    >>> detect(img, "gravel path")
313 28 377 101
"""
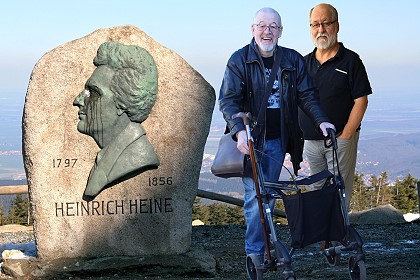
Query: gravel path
191 222 420 279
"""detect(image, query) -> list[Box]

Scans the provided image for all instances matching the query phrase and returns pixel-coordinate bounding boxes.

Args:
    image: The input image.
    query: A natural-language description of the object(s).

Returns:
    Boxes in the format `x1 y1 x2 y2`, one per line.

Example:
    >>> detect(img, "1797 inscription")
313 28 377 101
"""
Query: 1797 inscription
52 158 78 168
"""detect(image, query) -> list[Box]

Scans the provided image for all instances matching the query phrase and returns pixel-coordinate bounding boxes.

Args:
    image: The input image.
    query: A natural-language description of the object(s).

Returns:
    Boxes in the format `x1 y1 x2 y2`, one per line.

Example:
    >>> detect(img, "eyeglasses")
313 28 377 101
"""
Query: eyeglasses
310 21 336 29
254 24 281 32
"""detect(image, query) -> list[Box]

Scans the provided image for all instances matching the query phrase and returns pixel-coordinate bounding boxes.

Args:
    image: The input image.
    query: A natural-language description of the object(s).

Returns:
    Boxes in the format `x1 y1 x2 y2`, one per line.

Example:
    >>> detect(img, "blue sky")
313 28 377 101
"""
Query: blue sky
0 0 420 178
1 0 420 102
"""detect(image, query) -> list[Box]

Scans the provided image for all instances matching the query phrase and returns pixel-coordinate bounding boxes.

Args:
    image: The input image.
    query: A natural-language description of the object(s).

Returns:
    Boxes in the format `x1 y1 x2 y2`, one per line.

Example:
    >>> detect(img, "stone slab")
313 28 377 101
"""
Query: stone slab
22 25 215 259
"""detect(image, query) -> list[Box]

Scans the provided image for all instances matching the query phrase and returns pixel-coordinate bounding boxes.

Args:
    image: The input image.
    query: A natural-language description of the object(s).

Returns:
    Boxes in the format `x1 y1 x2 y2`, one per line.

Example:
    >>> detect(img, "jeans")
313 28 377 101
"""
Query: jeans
304 131 359 206
242 138 285 255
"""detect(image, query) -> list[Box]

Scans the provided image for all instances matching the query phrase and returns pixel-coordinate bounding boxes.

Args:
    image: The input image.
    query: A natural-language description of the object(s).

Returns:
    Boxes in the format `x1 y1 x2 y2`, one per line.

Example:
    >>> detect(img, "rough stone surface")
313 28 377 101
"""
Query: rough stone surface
349 204 406 224
1 247 216 280
22 25 215 260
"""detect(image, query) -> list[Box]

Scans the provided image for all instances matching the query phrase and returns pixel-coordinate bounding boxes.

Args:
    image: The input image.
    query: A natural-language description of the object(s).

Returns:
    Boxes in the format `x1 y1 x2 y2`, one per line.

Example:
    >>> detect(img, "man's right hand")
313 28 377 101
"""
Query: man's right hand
236 130 249 155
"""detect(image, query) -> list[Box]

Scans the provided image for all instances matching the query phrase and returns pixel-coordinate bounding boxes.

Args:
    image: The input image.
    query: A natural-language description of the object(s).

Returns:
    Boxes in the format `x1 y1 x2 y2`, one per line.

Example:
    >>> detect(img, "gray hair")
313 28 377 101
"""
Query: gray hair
93 41 158 123
254 7 282 27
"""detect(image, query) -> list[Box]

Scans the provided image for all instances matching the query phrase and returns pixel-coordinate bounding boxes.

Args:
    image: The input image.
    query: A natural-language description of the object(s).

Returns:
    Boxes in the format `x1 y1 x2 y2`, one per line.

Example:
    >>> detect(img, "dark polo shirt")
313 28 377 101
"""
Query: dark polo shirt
299 42 372 140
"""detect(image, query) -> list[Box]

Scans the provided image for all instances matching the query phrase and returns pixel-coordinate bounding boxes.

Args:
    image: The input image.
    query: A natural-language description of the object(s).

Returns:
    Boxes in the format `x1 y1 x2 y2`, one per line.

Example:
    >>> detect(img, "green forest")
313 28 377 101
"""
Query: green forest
0 194 30 225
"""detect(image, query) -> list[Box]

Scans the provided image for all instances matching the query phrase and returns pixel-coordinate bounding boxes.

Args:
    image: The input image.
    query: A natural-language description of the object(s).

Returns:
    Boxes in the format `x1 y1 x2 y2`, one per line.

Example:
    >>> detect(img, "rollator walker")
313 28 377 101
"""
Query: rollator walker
233 112 366 280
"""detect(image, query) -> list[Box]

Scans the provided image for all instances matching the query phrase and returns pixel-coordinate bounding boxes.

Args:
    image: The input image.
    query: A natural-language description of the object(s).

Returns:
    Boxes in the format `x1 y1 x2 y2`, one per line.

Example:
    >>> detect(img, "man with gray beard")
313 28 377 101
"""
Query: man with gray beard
298 3 372 207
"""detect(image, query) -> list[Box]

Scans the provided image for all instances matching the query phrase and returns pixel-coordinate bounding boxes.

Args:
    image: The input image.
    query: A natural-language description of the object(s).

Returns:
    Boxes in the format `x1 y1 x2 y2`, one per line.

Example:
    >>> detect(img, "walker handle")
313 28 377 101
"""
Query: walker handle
232 112 252 126
327 128 338 150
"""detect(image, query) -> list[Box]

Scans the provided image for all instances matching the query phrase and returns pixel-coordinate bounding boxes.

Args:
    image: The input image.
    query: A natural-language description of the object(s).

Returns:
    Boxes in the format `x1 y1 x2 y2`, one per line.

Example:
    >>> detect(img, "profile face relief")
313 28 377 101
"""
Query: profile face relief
73 42 160 200
73 66 120 148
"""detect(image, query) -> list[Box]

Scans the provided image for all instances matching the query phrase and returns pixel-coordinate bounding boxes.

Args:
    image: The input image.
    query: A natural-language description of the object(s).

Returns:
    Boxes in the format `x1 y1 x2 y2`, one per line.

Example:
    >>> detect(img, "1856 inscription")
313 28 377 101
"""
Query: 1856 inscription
148 176 173 186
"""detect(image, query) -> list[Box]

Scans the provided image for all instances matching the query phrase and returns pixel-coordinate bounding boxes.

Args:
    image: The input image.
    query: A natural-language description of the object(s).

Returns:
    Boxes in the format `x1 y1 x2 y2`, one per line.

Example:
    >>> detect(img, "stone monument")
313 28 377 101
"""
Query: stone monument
22 25 215 259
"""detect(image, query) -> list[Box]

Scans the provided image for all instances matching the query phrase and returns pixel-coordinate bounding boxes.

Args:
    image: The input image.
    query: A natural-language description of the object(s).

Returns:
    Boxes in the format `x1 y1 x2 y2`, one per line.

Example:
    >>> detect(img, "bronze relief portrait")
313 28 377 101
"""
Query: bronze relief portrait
73 41 159 201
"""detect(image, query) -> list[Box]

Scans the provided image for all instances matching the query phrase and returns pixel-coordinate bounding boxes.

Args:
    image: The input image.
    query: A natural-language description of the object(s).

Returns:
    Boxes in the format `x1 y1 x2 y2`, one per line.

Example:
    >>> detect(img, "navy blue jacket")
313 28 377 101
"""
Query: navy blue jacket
219 39 329 175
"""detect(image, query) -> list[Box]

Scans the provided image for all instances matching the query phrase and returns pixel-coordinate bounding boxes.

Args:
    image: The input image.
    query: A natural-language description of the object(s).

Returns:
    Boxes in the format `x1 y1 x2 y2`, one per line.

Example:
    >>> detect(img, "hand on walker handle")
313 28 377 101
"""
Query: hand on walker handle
232 112 252 155
319 122 335 137
232 112 252 125
236 130 249 155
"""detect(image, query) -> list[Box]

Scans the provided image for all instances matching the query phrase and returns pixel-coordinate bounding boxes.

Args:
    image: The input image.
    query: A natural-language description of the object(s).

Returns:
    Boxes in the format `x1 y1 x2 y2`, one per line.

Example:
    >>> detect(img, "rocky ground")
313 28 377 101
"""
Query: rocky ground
0 221 419 279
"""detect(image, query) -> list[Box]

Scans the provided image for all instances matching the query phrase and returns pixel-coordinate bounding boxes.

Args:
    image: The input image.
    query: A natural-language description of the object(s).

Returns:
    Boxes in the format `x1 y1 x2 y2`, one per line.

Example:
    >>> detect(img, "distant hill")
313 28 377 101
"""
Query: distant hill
0 179 28 213
199 132 420 196
1 133 420 201
357 132 420 179
0 179 27 186
199 173 243 196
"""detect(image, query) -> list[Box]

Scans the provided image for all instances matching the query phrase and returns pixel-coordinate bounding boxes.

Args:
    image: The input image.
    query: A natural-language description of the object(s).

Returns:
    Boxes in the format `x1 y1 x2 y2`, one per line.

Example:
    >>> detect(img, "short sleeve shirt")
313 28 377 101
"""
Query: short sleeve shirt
299 43 372 140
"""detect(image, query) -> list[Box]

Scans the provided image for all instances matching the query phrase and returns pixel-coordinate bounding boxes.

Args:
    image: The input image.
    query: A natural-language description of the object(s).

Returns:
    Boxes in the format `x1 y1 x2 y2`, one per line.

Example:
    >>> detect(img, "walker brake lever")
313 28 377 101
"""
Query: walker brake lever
325 128 338 149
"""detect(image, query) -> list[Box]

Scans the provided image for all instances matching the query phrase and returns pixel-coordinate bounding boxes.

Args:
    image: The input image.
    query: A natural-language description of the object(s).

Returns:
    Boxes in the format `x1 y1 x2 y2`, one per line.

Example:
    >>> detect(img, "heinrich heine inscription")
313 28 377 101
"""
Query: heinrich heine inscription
73 41 160 201
55 198 173 216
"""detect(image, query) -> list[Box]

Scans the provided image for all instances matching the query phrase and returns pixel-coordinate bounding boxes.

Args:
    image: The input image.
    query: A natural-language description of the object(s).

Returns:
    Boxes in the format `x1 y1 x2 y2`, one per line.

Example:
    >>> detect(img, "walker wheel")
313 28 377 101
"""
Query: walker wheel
348 256 367 280
246 254 264 280
324 241 341 266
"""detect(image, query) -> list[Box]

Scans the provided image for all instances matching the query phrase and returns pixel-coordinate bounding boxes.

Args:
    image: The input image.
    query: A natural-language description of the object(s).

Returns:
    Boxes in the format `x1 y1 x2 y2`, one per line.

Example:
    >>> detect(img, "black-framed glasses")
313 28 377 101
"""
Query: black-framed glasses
254 24 281 32
310 21 336 29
